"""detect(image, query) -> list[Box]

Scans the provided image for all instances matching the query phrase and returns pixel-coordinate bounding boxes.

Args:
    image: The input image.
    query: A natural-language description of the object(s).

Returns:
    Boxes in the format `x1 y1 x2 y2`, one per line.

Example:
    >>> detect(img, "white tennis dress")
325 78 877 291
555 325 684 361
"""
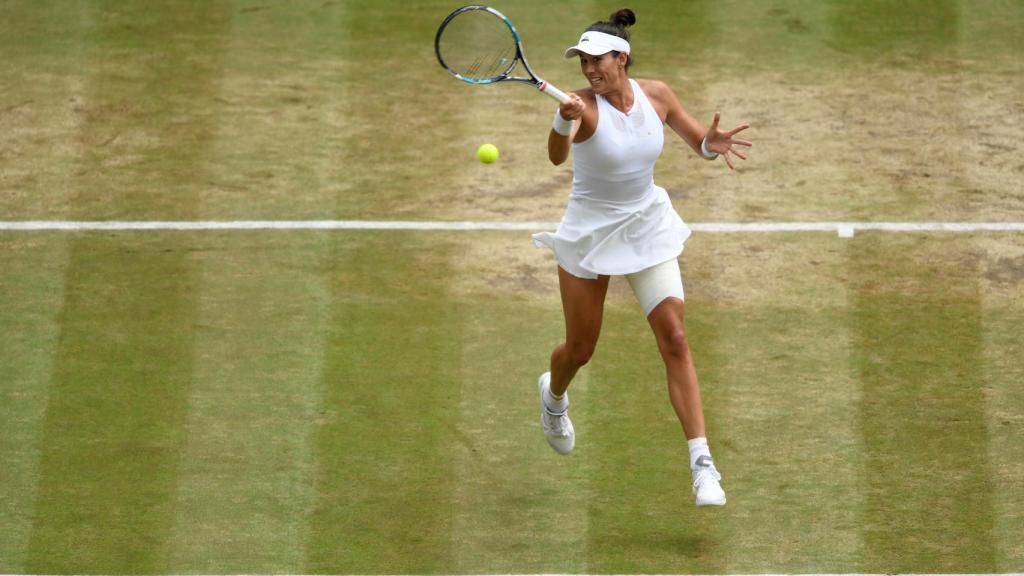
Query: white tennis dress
533 79 691 279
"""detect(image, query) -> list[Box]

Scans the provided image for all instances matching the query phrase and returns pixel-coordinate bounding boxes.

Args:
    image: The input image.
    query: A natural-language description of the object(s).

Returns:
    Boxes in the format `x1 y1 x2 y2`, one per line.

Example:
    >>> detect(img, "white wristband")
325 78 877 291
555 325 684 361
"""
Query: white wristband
552 110 573 136
701 136 718 159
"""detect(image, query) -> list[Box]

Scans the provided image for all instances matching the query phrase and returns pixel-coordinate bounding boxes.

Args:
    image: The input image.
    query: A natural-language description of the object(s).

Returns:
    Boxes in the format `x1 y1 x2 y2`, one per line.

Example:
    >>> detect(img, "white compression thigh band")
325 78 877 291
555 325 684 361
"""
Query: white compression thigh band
625 258 685 317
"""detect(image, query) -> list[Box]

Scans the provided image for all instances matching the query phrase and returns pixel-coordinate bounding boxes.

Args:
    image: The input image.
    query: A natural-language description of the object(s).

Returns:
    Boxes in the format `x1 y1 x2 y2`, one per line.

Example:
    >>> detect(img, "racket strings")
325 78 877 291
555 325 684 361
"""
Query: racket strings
469 46 511 79
467 54 488 79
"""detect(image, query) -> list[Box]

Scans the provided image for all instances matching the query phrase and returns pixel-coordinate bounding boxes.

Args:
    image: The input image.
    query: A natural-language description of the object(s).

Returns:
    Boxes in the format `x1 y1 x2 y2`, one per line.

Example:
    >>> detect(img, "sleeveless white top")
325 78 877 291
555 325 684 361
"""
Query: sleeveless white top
533 79 691 279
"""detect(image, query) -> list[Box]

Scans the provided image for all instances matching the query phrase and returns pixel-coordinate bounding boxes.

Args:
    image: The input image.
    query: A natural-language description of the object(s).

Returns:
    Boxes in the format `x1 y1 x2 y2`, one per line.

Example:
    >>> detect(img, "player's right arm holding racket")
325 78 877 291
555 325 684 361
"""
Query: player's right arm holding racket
548 93 586 165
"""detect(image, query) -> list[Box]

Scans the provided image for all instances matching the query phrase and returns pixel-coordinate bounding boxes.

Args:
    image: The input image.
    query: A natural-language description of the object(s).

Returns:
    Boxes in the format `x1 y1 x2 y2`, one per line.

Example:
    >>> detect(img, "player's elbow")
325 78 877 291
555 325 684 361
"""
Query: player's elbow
548 131 571 165
548 145 570 165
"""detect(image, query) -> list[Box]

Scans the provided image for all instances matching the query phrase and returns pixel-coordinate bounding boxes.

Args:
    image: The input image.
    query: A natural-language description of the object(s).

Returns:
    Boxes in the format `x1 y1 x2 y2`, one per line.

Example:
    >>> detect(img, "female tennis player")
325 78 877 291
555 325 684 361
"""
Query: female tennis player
532 8 751 507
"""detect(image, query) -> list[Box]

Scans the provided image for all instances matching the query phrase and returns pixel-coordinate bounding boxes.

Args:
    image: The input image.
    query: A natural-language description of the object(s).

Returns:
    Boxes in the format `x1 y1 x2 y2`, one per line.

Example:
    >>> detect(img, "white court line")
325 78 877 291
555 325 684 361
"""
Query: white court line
2 220 1024 236
4 569 1019 573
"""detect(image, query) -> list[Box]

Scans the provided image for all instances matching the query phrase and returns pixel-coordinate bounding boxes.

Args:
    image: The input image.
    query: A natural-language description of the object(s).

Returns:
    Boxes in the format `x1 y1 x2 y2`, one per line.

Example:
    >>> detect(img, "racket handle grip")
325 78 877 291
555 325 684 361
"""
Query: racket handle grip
538 80 571 104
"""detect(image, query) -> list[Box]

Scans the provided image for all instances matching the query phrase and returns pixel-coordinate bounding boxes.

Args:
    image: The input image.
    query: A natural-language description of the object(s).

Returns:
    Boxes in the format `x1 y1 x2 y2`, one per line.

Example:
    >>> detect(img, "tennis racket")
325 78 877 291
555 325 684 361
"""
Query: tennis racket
435 5 571 104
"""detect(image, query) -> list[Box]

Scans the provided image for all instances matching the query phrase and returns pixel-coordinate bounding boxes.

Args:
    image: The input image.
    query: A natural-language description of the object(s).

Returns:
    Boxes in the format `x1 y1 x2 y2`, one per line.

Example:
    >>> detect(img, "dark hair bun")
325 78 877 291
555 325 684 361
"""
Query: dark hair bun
609 8 636 28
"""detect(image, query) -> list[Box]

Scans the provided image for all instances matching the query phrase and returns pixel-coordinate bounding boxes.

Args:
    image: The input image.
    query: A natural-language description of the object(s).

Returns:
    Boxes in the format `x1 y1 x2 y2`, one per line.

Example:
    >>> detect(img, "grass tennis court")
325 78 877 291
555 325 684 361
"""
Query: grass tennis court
1 0 1023 574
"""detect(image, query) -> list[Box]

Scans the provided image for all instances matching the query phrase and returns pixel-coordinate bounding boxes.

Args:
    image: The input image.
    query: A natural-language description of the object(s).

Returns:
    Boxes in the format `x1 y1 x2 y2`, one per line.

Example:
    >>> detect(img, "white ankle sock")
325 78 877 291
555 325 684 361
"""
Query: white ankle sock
687 437 712 469
543 387 568 414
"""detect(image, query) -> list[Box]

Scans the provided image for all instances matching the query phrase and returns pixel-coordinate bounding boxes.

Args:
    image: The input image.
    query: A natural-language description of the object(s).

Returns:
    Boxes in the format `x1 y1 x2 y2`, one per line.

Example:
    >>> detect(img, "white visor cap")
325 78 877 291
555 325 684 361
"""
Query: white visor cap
564 30 631 58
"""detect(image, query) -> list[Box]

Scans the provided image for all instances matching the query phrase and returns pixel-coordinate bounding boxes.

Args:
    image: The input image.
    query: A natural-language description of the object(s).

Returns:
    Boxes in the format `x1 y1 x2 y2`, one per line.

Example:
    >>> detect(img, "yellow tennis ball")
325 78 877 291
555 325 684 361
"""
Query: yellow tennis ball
477 143 499 164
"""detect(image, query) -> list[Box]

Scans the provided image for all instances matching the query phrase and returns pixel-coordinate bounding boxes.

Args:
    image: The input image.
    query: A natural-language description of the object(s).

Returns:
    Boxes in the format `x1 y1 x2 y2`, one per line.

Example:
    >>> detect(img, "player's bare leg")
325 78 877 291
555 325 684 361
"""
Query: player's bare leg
538 267 609 454
550 267 609 395
647 297 726 506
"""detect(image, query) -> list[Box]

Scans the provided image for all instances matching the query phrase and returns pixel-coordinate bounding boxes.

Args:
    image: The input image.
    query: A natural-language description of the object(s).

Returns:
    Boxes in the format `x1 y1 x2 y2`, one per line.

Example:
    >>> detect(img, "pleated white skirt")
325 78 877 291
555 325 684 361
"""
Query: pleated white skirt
532 186 691 279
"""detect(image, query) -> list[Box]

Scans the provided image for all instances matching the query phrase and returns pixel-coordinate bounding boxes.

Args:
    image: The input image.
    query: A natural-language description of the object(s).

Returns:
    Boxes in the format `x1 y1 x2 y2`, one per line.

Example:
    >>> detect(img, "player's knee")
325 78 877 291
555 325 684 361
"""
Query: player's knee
568 340 597 367
658 326 690 360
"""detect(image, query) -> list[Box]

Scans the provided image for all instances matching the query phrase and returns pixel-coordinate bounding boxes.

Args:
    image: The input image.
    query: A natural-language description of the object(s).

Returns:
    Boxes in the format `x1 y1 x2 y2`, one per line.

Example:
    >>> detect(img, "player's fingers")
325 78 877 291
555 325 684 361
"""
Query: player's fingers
710 111 721 131
723 150 735 170
561 98 584 120
732 149 748 161
726 123 751 137
732 138 753 148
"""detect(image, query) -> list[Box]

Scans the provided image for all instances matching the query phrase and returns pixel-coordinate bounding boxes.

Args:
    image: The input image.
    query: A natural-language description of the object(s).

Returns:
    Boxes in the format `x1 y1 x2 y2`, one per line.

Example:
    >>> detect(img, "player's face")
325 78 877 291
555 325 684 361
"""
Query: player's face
579 52 627 94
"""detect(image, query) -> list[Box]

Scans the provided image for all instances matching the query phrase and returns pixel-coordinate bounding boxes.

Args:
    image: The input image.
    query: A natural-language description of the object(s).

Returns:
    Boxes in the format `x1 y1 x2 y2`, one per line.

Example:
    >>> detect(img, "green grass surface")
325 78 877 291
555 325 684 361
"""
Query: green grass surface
3 231 1023 573
2 0 1023 574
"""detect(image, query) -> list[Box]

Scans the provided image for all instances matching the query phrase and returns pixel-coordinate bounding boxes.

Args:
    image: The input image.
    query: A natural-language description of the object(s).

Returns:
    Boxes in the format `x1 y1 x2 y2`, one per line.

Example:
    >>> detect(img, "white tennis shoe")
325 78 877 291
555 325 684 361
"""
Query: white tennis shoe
692 455 726 506
538 372 574 455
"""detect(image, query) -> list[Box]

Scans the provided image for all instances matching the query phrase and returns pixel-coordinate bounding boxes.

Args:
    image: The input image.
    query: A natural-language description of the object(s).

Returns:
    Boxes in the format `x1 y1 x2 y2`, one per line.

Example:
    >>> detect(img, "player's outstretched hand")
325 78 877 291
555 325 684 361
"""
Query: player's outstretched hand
705 112 752 170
